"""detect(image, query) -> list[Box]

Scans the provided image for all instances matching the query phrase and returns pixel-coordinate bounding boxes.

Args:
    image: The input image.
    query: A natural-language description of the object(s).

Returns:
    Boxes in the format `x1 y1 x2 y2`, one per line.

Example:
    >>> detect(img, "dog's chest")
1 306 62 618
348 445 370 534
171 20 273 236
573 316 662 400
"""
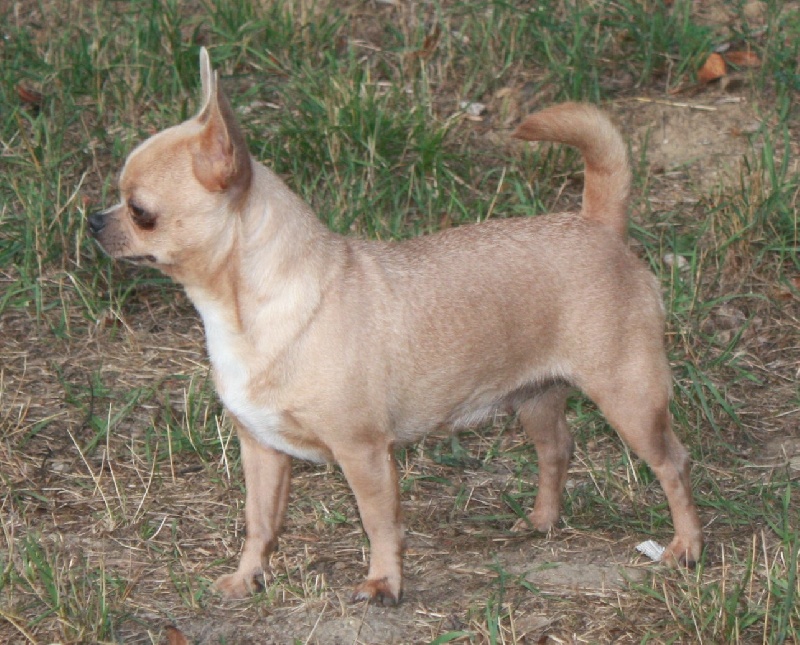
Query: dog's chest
197 302 326 462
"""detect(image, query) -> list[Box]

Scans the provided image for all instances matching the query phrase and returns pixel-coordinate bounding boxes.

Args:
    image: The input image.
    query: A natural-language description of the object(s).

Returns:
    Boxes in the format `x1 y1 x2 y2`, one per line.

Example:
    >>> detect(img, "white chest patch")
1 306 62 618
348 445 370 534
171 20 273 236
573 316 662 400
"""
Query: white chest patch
196 299 326 463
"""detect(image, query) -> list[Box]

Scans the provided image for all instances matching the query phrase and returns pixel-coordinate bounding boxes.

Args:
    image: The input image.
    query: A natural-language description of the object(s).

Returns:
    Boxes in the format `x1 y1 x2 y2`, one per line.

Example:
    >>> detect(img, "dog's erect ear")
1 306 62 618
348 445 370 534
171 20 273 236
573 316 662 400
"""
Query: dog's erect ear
192 47 252 197
198 47 216 117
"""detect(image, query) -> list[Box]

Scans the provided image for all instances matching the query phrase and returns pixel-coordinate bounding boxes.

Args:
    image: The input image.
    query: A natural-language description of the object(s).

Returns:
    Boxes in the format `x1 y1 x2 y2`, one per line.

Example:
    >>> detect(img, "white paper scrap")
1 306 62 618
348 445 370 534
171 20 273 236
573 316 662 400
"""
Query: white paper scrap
636 540 666 562
459 101 487 117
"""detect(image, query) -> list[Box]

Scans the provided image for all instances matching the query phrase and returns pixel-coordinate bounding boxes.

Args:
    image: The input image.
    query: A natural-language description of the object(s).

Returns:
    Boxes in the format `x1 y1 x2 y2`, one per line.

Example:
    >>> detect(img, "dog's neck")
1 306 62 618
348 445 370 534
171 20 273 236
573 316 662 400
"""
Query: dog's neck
184 161 343 356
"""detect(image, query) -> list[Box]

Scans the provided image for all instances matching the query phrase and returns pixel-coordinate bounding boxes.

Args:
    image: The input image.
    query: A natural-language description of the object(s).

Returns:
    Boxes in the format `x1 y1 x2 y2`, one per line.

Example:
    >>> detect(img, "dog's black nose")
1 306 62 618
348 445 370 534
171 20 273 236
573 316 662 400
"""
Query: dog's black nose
88 211 106 236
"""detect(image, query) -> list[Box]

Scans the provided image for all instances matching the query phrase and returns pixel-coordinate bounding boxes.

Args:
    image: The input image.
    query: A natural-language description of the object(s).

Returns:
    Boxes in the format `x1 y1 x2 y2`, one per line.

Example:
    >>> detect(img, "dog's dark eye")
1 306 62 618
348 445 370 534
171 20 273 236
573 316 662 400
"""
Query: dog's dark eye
129 201 157 231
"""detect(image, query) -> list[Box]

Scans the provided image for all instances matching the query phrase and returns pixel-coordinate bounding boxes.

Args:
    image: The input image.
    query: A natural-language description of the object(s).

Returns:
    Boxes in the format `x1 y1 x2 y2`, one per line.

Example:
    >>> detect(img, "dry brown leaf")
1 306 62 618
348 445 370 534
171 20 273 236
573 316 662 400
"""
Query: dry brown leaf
17 83 43 107
164 625 191 645
775 276 800 301
725 50 762 68
698 53 727 83
409 24 441 60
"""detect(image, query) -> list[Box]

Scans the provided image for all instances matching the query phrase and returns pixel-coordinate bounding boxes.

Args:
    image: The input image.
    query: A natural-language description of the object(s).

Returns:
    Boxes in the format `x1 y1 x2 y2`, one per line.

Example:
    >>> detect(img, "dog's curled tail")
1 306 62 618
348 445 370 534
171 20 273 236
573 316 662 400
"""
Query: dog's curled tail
513 102 631 238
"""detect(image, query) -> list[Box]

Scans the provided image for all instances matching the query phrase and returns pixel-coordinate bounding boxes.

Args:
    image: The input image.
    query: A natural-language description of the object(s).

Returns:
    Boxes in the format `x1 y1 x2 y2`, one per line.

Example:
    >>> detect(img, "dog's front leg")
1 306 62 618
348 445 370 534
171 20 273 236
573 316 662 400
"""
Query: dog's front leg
214 426 292 599
336 440 405 606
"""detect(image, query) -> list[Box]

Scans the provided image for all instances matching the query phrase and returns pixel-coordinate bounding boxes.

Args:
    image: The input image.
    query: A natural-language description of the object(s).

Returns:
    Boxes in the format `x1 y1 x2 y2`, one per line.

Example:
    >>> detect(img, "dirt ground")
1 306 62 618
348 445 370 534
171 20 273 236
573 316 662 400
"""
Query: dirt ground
4 86 797 645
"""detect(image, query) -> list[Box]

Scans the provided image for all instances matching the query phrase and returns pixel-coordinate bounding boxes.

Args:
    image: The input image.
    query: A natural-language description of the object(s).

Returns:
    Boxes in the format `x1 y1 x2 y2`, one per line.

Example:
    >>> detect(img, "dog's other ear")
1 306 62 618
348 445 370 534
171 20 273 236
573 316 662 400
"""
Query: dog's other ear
192 47 252 197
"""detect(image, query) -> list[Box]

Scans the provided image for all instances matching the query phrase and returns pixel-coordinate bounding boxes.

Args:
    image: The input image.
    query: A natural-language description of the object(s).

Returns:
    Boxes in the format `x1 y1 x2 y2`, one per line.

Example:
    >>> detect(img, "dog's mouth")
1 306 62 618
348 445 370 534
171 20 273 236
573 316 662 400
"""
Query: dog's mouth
121 254 158 264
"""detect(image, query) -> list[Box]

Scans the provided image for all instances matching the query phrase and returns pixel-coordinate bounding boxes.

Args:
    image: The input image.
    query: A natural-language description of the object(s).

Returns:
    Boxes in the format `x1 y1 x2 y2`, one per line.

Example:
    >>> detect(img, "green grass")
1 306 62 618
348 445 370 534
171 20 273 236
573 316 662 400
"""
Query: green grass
1 0 798 643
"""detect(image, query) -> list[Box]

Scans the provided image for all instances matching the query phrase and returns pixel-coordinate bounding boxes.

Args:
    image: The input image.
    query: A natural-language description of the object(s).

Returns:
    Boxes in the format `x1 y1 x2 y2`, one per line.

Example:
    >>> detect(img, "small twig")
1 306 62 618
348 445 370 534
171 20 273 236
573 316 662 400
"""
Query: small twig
133 435 159 522
483 166 507 222
634 97 717 112
0 608 37 644
353 597 371 645
216 414 233 480
304 598 329 644
68 427 115 527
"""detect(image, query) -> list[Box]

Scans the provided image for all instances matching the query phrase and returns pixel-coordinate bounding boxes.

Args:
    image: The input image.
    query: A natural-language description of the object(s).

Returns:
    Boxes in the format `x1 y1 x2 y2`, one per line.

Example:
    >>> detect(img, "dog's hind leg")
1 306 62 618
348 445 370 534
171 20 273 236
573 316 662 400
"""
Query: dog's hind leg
213 425 292 598
584 366 703 567
513 385 574 532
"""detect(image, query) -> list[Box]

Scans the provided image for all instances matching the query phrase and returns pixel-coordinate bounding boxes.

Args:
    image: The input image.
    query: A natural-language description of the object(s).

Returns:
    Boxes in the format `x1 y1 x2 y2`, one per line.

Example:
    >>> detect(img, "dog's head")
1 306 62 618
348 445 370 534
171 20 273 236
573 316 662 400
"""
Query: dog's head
89 48 251 282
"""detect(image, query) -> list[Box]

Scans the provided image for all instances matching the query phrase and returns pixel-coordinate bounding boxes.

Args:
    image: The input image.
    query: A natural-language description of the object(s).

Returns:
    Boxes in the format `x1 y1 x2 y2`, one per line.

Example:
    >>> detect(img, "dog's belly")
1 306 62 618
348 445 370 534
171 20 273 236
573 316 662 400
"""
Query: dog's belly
392 369 567 440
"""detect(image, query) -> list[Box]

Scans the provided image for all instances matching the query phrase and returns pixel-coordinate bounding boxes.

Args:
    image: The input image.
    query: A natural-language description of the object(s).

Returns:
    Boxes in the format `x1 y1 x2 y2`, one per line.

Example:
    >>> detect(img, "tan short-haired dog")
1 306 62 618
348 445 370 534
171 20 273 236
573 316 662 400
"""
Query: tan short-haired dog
90 48 702 605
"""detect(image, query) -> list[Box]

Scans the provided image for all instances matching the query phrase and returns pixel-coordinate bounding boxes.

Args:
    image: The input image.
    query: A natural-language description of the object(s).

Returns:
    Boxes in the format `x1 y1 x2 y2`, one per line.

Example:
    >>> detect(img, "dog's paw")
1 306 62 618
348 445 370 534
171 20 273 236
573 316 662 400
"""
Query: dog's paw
660 535 702 569
351 577 401 607
511 509 558 533
212 568 265 599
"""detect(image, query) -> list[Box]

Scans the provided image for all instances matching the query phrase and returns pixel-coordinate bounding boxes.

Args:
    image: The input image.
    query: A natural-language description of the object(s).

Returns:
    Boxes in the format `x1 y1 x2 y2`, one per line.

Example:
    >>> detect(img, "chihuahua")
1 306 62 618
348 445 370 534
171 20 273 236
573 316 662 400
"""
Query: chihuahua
89 48 702 605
